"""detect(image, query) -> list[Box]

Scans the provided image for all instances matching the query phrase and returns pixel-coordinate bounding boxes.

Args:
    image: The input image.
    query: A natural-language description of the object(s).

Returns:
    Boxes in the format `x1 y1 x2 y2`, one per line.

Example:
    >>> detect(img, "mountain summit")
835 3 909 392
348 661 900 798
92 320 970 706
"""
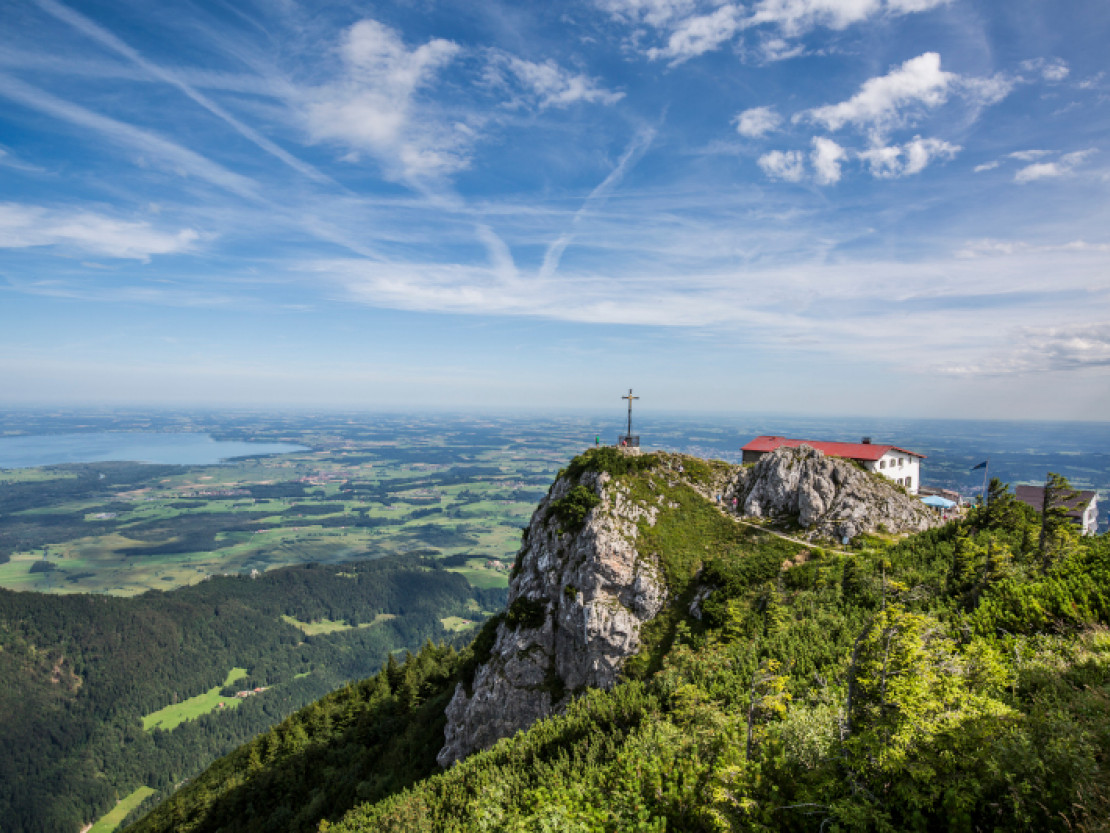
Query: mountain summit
127 448 1110 833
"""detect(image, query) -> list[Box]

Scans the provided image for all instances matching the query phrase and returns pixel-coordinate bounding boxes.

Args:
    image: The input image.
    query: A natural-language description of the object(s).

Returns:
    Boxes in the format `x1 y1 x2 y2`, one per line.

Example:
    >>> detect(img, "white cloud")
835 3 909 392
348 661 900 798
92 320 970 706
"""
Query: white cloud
1014 149 1097 184
1077 72 1105 91
800 52 1013 144
748 0 949 36
488 55 624 109
955 238 1110 259
943 322 1110 375
858 135 959 177
756 36 807 62
0 203 200 260
1015 163 1065 183
302 20 464 182
309 240 1110 388
647 4 744 63
758 149 806 181
902 136 958 173
803 52 953 133
735 105 782 137
1024 322 1110 370
1008 149 1052 161
1021 57 1070 83
811 136 846 184
972 160 999 173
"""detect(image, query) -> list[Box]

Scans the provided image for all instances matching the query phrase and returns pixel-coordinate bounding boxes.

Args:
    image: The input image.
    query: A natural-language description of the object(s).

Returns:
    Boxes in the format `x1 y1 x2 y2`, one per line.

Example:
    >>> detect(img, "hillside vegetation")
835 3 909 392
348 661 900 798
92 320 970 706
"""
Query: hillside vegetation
0 556 504 833
129 450 1110 832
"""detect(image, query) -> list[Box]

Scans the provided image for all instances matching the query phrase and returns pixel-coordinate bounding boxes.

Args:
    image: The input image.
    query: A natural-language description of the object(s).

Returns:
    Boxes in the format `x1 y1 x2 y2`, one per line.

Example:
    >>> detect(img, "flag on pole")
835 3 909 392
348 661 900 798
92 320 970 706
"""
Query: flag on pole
970 461 988 471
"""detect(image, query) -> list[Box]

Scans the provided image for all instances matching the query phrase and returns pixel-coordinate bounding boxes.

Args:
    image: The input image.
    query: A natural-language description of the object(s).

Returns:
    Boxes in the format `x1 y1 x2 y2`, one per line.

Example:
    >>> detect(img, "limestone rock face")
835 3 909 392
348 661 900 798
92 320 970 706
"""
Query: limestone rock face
728 444 940 541
437 468 666 767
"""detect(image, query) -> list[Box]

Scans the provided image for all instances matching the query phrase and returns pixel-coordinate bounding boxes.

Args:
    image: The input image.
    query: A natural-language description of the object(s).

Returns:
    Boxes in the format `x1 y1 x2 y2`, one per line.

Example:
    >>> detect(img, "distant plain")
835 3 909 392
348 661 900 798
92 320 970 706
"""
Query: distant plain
1 410 1106 598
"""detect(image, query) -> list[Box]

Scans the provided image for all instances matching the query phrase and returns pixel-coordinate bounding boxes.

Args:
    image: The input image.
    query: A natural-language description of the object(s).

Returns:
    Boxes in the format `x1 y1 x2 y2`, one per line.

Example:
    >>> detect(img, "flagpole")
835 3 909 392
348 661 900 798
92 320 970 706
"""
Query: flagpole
981 460 990 506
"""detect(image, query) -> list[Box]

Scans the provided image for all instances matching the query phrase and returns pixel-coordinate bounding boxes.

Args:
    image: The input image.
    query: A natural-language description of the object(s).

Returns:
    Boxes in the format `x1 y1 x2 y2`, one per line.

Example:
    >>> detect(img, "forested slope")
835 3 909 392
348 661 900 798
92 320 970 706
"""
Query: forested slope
129 450 1110 832
0 556 504 833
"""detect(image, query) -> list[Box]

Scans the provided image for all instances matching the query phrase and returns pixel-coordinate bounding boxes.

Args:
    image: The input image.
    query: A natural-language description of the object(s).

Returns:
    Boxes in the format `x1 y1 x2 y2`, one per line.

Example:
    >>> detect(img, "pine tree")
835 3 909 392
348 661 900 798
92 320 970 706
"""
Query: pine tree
1039 472 1079 572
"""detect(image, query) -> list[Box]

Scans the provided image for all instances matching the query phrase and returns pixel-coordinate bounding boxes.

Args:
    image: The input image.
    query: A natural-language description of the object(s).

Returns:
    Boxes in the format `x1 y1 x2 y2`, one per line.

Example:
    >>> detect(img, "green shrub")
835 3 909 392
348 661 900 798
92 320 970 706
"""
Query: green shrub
505 597 546 630
562 447 659 481
549 484 601 531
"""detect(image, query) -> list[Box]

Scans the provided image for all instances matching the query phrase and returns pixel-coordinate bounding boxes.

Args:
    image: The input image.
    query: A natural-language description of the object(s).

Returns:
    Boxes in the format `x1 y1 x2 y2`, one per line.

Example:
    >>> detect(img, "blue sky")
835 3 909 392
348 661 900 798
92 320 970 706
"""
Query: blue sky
1 0 1107 418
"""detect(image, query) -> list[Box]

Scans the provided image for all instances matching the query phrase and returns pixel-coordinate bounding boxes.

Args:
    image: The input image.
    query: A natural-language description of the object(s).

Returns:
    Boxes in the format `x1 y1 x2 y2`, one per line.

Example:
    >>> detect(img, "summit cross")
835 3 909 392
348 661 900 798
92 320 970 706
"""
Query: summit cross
622 389 639 441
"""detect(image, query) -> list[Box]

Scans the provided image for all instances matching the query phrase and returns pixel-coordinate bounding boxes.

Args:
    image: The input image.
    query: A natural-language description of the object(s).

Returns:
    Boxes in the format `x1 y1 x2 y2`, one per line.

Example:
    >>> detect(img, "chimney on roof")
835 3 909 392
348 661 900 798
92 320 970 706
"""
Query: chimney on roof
861 436 872 444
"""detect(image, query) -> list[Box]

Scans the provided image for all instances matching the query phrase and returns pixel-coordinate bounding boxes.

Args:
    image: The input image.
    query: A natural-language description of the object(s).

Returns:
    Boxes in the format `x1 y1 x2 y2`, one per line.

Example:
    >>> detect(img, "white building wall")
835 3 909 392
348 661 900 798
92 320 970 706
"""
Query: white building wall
1082 496 1099 535
873 450 921 495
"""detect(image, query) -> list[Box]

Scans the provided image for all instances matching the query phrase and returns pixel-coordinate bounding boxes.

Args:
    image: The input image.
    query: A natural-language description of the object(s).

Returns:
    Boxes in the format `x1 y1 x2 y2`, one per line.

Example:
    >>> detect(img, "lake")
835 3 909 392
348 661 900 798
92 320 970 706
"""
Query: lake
0 432 309 469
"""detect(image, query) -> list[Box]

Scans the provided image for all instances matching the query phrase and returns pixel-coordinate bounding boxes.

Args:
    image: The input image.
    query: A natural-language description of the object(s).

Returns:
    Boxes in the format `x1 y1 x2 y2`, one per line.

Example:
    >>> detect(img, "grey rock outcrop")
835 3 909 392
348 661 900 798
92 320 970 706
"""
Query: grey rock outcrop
437 467 667 767
727 444 941 541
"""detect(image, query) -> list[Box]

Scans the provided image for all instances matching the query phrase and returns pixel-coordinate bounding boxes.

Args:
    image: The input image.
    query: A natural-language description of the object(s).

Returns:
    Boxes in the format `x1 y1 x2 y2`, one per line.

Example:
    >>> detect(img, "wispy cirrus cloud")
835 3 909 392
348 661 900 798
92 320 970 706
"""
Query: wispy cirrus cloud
310 236 1110 385
485 53 624 110
0 146 47 174
955 238 1110 259
0 202 200 260
593 0 698 27
970 148 1099 183
0 73 260 199
1020 57 1070 83
539 126 656 279
32 0 334 186
937 321 1110 375
1014 149 1098 183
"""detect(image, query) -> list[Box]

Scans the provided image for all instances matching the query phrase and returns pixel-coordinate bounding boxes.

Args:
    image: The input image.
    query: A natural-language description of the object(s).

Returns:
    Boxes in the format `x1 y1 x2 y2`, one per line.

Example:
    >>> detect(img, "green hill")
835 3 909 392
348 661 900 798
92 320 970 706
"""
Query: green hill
0 555 504 833
127 449 1110 832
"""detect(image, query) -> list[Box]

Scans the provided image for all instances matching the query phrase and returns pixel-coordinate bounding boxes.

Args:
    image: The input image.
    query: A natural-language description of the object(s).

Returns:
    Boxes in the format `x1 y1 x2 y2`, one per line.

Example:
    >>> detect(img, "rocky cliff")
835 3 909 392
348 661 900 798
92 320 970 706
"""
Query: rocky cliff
437 445 940 767
726 444 940 541
437 458 669 766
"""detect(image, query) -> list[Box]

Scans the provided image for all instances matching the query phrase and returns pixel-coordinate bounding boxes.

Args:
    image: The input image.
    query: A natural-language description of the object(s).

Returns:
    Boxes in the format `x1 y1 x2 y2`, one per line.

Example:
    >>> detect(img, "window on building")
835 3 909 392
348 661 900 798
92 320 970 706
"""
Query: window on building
906 476 912 489
880 460 886 469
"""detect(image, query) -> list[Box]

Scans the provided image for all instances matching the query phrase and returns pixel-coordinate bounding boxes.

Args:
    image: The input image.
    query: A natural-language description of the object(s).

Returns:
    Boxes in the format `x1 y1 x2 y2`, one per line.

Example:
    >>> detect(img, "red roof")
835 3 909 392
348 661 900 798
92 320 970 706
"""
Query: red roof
741 436 925 461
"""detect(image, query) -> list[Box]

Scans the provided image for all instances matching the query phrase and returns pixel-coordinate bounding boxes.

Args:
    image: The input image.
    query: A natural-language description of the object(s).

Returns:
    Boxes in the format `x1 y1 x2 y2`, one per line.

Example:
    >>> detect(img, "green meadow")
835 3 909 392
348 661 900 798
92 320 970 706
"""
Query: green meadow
439 615 478 632
88 786 157 833
280 613 396 635
142 668 248 732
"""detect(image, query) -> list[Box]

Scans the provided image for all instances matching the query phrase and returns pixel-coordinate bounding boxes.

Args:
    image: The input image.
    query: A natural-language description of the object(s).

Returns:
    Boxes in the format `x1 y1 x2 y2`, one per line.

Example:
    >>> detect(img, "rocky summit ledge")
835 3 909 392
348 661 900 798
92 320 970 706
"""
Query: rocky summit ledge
726 444 940 542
